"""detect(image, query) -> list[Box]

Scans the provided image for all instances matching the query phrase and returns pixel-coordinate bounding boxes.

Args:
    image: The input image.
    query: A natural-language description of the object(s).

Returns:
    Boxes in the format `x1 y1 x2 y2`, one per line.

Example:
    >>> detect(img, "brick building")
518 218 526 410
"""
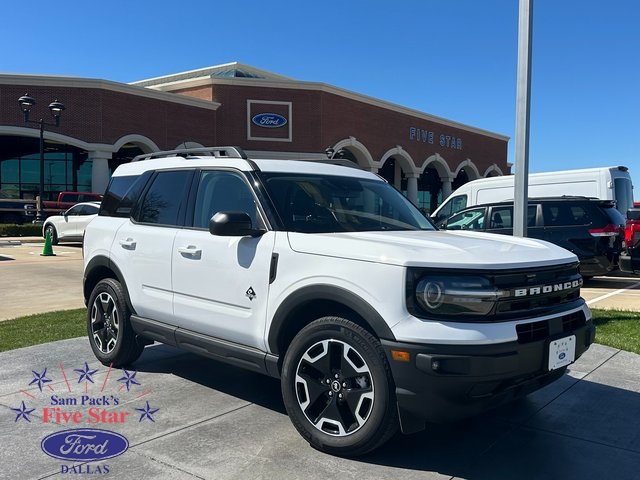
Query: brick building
0 62 509 212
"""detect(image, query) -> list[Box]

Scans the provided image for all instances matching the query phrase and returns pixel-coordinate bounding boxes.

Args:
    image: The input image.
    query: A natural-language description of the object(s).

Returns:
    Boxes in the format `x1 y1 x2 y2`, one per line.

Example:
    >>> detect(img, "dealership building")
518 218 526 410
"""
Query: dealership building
0 62 509 213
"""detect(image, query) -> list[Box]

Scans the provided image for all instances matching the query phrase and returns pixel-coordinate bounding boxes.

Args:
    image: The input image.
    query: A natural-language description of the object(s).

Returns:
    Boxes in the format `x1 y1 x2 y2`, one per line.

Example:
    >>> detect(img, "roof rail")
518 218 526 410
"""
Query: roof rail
133 146 248 162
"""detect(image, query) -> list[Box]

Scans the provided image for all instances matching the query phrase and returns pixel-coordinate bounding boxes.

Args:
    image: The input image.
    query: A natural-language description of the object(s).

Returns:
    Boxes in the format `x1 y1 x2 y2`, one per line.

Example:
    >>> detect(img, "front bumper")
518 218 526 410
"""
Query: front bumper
382 311 596 432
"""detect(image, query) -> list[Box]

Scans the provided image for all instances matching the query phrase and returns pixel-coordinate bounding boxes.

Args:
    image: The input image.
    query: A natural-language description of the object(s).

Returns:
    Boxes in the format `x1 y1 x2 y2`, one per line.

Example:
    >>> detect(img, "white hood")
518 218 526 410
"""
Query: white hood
287 230 577 269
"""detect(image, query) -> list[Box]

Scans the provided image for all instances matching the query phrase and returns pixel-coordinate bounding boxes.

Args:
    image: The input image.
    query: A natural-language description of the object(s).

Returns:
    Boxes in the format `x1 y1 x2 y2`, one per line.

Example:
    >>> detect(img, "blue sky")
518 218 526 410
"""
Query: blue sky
2 0 638 199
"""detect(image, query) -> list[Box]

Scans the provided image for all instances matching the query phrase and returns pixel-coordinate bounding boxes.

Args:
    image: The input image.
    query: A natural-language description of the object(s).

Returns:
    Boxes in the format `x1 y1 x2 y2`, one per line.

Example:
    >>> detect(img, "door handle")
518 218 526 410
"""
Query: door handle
119 238 136 250
177 245 202 259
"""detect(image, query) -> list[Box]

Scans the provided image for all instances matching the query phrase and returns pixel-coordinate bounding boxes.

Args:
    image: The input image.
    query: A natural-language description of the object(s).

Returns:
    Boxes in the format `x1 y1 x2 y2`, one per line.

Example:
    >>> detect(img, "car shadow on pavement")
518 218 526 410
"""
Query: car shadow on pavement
355 379 640 479
132 343 286 415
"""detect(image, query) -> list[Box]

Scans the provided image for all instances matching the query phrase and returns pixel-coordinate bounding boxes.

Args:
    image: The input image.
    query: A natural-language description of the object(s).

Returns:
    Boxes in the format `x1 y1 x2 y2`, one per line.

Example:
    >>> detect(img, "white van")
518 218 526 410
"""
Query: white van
431 166 634 225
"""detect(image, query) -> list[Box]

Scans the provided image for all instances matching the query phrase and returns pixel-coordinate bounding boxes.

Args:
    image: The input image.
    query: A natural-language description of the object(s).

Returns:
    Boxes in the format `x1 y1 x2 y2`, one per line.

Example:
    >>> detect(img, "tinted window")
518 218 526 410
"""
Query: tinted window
66 204 83 216
101 175 139 217
138 171 191 226
193 171 259 229
542 204 592 226
604 205 626 226
78 204 99 215
489 206 537 228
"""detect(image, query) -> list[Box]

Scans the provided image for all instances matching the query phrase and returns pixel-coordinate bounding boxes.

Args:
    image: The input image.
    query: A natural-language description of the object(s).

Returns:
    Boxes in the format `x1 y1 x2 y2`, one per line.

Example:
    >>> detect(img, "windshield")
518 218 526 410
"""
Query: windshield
260 172 435 233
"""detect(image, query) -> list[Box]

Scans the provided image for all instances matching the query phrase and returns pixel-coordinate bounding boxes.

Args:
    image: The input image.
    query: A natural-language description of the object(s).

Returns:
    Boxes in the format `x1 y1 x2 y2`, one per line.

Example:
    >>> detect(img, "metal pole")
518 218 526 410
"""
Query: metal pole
37 119 45 223
513 0 533 237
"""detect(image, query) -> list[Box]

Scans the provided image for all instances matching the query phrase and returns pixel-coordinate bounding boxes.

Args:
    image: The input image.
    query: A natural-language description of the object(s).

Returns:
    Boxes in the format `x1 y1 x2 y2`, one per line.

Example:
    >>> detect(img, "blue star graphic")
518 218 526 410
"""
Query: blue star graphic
29 368 52 392
74 362 98 384
12 401 35 422
135 401 159 423
117 369 141 391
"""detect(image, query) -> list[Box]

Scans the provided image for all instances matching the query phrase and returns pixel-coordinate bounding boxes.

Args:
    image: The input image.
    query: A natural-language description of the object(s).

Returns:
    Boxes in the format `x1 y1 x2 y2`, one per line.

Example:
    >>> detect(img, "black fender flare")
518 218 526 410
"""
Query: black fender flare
83 255 135 314
267 284 396 355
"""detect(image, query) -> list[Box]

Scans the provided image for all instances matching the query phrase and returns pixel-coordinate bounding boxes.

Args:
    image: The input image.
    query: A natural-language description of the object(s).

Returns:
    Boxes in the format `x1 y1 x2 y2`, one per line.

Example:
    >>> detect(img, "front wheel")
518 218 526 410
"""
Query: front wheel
87 278 144 367
281 317 398 456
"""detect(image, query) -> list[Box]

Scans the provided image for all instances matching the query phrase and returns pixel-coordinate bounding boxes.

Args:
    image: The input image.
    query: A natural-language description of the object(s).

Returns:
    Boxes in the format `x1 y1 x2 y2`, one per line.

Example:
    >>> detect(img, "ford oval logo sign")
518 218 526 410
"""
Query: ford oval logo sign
559 352 566 360
252 113 287 128
41 428 129 461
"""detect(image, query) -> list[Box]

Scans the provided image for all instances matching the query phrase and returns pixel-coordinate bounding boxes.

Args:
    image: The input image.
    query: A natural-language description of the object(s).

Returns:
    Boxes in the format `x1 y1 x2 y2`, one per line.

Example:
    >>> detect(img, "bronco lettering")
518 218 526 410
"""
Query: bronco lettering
514 279 582 297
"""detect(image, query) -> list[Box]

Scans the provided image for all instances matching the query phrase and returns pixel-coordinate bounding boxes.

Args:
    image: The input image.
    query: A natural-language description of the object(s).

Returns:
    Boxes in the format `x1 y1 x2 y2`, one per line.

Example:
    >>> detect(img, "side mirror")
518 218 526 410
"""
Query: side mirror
209 212 265 237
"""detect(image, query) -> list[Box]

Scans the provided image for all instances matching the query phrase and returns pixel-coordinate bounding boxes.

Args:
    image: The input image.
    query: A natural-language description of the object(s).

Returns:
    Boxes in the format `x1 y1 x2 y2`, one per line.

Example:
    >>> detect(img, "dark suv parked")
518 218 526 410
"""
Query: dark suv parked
442 197 626 278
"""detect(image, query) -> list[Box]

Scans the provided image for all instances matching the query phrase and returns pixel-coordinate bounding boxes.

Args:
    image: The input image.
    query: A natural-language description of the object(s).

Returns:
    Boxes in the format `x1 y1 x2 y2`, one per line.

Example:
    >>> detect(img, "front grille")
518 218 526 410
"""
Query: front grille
516 309 587 344
516 320 549 344
492 263 583 320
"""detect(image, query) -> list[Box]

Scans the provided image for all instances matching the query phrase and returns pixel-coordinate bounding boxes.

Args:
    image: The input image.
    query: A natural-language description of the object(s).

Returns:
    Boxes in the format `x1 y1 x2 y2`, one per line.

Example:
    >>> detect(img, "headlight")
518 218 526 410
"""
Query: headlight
415 275 508 317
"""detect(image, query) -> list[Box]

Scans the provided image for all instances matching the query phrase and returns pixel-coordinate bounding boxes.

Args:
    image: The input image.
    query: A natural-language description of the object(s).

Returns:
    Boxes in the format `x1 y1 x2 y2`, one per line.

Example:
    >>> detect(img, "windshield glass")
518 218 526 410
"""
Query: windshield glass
260 172 435 233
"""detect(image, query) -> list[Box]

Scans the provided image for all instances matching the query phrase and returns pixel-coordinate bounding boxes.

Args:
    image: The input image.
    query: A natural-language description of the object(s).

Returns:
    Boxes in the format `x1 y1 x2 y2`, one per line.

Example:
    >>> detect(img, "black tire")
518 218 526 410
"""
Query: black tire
87 278 144 367
281 317 398 456
44 224 58 245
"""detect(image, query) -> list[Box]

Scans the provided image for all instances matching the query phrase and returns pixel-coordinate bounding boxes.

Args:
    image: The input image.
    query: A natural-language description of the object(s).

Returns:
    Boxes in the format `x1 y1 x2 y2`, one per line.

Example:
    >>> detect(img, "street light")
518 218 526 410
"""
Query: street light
18 94 66 223
325 147 345 159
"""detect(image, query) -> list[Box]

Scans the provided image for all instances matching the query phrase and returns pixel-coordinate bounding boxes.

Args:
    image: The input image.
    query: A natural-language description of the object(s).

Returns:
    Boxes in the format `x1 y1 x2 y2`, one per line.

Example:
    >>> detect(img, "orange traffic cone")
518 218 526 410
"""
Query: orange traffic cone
41 230 56 256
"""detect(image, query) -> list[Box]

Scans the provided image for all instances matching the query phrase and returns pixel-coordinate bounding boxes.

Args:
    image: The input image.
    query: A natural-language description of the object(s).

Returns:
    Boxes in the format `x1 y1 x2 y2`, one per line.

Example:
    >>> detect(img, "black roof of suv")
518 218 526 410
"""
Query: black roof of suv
442 196 626 278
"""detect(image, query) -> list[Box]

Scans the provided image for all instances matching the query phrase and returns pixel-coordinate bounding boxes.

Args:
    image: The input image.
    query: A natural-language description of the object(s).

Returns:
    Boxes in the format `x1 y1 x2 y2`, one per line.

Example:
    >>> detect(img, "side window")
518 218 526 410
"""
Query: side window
489 207 512 229
193 171 259 229
138 170 192 226
66 205 83 216
445 207 486 230
101 175 147 217
569 206 591 225
450 195 468 215
543 204 590 226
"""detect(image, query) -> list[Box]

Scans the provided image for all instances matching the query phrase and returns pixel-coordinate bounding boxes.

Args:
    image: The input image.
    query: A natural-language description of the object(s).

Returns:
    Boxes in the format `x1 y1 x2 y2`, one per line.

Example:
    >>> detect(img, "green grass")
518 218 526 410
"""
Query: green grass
591 309 640 355
0 307 638 355
0 308 85 352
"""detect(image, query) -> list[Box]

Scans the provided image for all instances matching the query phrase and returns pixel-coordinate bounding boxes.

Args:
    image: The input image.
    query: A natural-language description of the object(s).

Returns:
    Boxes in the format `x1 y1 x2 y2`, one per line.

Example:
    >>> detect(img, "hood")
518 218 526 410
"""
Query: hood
287 230 577 269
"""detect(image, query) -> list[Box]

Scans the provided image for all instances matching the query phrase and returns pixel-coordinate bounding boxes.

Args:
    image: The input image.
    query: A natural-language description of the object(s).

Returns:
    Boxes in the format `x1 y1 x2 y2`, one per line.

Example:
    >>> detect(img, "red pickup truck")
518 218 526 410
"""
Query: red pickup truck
620 208 640 274
44 192 103 212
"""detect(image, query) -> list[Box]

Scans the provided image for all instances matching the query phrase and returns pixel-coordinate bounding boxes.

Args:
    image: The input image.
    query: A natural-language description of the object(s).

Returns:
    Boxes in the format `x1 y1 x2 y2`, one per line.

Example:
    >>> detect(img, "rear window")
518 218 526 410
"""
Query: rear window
604 205 626 226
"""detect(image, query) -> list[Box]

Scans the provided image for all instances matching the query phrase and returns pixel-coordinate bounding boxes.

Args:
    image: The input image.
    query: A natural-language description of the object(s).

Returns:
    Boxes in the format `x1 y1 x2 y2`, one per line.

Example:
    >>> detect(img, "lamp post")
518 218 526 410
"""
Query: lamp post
18 94 66 223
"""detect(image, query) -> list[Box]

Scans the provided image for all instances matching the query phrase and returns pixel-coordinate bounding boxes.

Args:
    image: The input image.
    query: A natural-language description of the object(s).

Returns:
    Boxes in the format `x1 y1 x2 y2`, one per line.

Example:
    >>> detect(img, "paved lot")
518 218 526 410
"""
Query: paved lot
0 241 84 321
0 339 639 479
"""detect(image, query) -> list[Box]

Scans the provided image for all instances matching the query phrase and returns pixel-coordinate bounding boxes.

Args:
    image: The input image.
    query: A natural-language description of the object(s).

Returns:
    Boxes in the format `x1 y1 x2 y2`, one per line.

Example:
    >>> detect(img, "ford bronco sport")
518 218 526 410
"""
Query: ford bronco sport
83 146 595 456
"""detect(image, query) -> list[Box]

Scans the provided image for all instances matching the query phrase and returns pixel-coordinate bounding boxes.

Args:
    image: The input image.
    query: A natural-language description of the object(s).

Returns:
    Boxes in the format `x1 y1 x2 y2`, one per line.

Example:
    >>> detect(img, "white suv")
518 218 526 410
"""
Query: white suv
83 147 595 456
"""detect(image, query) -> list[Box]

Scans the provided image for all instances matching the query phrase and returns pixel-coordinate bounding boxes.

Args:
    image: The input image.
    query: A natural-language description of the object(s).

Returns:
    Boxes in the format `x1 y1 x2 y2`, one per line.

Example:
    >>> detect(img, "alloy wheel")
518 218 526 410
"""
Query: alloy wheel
90 291 120 354
295 339 374 436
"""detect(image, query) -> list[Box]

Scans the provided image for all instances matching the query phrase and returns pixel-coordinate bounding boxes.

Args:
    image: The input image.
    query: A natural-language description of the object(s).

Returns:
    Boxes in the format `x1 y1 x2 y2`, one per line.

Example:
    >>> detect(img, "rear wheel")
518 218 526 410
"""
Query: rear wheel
281 317 398 456
87 278 143 367
44 224 58 245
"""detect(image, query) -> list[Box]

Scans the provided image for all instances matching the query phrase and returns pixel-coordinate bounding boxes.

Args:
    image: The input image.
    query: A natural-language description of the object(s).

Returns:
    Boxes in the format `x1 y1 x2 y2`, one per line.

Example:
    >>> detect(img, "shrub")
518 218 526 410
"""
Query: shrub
0 223 43 237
